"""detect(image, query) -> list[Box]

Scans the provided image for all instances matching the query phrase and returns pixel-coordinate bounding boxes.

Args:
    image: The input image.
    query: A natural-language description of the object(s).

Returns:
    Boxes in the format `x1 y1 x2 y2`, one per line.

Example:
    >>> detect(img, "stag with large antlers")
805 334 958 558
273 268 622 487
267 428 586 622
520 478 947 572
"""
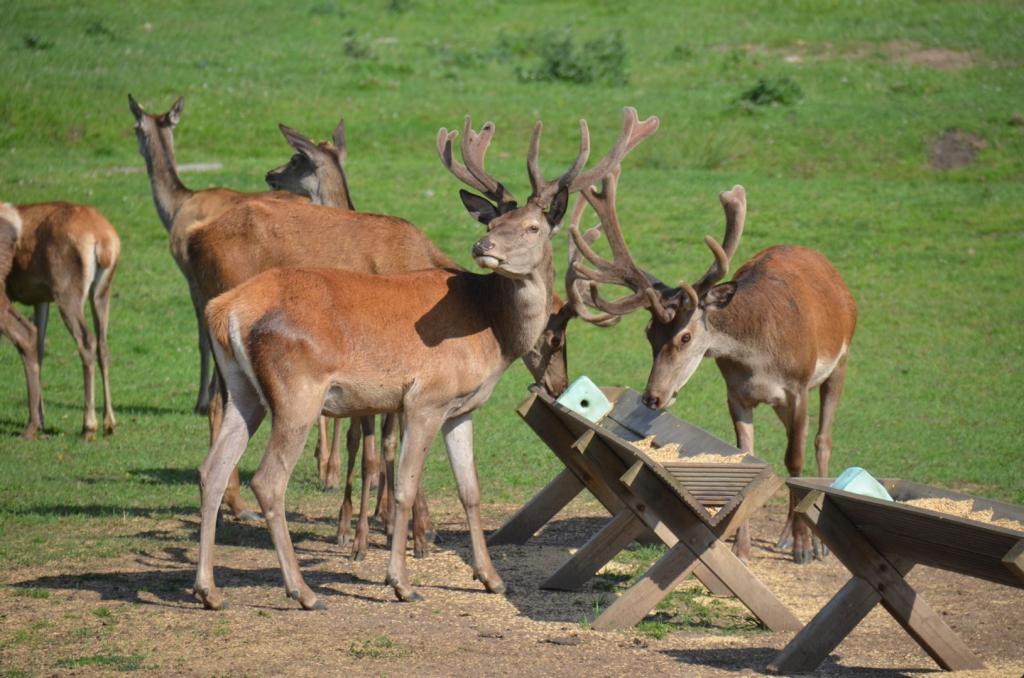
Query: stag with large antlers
570 171 856 564
191 108 658 609
2 202 120 440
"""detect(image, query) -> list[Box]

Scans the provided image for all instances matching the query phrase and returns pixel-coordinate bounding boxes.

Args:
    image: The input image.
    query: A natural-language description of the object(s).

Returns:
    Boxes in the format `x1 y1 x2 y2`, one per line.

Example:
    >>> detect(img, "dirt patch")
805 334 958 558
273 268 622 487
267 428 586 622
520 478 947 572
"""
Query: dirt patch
929 129 988 170
885 39 976 70
735 39 977 71
1 500 1021 677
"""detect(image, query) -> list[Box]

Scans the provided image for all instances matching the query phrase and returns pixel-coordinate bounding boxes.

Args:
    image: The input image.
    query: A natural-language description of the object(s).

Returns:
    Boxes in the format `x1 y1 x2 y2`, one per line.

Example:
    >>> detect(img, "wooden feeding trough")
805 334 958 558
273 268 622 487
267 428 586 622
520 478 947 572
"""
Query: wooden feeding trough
490 386 801 632
770 478 1024 673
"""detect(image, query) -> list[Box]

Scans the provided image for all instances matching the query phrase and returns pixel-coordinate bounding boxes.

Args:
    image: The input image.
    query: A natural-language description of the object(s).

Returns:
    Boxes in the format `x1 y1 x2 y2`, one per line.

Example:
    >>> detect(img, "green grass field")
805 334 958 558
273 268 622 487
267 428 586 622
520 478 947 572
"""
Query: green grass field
1 0 1022 568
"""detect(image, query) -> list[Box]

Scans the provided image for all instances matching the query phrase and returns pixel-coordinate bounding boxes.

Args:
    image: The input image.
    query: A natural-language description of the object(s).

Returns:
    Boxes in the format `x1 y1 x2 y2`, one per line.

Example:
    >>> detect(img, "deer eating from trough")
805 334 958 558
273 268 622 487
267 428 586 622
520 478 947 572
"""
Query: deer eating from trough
2 201 120 440
568 170 857 564
191 107 659 609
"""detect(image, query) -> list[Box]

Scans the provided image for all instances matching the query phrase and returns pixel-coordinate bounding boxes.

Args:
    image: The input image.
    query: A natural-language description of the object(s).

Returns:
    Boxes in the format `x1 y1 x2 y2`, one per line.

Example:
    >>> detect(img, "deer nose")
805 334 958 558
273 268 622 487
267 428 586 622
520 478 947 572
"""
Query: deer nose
472 238 494 258
642 392 663 410
265 171 277 186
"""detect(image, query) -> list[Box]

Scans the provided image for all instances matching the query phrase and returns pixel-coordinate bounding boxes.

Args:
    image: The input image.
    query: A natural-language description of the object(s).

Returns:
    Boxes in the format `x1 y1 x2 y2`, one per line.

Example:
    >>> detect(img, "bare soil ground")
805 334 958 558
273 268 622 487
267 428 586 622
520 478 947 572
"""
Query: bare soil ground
1 498 1022 677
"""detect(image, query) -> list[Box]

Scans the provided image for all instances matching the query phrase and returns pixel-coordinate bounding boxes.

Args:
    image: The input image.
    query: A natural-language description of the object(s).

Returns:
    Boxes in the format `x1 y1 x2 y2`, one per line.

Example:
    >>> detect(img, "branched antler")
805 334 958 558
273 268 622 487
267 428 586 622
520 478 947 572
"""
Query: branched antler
565 195 620 326
692 185 746 295
436 116 517 207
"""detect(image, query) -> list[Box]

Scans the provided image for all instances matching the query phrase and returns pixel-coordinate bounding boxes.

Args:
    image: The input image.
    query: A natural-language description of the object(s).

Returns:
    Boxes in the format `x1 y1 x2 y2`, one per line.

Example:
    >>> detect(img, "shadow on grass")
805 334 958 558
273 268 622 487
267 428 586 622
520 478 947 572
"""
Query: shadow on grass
7 547 388 608
661 647 938 676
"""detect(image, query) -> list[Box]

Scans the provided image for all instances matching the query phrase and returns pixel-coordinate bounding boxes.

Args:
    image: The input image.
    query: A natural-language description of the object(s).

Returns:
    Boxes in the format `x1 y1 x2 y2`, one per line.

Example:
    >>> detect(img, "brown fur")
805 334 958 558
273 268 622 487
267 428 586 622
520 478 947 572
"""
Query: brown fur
5 202 120 439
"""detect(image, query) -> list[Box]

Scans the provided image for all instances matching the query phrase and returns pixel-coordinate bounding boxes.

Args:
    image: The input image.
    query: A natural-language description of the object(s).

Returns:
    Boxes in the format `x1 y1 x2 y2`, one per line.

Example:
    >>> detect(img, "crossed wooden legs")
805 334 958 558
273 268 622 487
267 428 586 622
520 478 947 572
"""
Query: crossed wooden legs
769 490 985 673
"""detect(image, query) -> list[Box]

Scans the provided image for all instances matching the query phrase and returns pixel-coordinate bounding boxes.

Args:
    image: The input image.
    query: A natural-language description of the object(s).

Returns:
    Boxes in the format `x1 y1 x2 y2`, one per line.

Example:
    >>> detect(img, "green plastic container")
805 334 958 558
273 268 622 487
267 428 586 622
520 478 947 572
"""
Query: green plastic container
556 376 613 423
831 467 894 502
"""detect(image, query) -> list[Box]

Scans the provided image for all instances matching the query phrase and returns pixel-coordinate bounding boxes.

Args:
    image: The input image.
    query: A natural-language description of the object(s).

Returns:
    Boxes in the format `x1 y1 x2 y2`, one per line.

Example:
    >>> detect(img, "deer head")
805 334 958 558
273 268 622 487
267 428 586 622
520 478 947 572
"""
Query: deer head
569 169 746 409
128 94 183 163
265 119 354 209
438 108 660 280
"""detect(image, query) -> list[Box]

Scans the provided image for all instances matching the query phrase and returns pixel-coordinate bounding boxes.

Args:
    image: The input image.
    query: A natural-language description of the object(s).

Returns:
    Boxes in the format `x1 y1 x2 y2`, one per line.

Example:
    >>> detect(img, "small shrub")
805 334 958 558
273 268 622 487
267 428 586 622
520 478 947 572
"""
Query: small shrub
23 35 54 51
85 20 117 40
349 635 405 659
517 30 628 85
738 77 803 109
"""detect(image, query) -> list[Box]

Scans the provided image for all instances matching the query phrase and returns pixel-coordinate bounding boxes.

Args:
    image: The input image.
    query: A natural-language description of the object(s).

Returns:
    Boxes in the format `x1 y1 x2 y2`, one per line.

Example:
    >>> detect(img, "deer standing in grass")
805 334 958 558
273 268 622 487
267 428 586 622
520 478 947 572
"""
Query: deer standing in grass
568 170 857 564
257 119 575 557
192 108 658 609
261 119 432 555
130 95 304 521
1 202 120 440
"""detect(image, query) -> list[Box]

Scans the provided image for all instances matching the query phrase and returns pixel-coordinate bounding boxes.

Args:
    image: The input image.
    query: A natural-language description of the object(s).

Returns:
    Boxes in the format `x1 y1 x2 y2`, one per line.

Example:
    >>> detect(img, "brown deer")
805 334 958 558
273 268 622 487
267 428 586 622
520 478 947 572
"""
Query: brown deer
255 119 575 558
260 119 430 556
1 204 43 439
190 108 658 610
568 170 857 564
2 202 120 440
129 94 303 522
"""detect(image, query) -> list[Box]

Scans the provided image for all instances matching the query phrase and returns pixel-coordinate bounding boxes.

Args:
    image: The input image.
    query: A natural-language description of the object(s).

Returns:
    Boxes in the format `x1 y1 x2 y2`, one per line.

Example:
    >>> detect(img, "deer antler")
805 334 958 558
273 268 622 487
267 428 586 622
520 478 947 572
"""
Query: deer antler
565 195 620 327
529 107 660 209
568 167 676 323
331 117 348 165
692 185 746 295
436 116 517 207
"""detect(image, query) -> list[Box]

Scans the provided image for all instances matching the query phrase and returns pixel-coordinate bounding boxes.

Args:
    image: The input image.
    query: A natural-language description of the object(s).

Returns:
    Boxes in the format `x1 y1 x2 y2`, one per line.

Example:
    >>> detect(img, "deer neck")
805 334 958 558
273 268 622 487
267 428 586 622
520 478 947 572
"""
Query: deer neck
140 128 193 231
484 246 554 363
312 164 354 210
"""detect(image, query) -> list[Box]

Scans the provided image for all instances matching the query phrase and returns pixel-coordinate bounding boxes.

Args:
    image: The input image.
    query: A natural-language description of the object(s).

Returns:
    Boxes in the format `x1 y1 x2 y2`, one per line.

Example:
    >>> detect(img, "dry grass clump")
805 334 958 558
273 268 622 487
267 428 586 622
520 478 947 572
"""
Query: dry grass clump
903 497 1024 532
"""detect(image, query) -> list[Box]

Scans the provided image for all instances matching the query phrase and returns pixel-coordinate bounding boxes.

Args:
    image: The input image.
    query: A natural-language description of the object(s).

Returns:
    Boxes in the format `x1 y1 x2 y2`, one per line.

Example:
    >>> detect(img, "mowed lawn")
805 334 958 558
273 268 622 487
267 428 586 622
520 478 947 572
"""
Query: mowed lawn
1 0 1022 567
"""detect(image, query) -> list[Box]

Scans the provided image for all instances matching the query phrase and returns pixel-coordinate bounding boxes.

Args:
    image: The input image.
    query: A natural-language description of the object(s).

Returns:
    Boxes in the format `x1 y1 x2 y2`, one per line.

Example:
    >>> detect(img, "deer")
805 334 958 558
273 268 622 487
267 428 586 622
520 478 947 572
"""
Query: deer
567 169 857 564
261 119 431 555
1 204 43 439
2 201 120 440
190 107 659 610
129 94 304 522
253 119 576 558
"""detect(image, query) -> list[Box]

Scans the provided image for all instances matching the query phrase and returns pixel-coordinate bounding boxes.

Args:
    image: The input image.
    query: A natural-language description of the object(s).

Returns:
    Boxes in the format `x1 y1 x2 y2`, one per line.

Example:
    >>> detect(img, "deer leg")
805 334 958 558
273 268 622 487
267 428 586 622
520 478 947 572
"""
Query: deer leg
251 415 323 610
89 267 116 435
728 393 755 562
314 415 329 486
54 287 98 440
812 356 849 560
32 303 48 366
2 307 43 439
190 283 213 416
209 375 260 522
336 419 359 547
352 416 378 561
325 417 343 491
386 410 444 602
194 373 264 610
774 392 812 564
443 413 505 594
377 412 399 535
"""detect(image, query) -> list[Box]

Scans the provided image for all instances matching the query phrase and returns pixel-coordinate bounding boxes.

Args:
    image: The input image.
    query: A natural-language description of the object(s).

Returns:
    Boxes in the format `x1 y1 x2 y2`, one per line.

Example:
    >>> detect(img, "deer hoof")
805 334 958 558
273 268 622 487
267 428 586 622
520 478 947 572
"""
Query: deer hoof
792 548 814 565
235 509 262 523
193 586 225 610
19 428 40 441
352 549 366 562
813 537 830 560
775 535 794 552
81 428 97 442
337 533 350 547
395 589 423 603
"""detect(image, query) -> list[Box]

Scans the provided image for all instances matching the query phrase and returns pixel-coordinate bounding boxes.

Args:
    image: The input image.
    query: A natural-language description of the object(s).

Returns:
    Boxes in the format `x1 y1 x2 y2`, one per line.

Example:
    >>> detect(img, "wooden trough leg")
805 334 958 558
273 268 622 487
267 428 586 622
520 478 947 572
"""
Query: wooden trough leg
489 468 584 546
1003 539 1024 583
543 509 648 591
771 490 984 673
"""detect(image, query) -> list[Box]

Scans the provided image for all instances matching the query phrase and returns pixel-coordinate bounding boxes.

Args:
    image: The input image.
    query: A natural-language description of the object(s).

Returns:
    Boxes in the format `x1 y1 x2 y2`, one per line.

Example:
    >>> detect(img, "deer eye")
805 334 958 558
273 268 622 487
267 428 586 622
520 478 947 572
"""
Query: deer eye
527 224 541 234
679 332 692 345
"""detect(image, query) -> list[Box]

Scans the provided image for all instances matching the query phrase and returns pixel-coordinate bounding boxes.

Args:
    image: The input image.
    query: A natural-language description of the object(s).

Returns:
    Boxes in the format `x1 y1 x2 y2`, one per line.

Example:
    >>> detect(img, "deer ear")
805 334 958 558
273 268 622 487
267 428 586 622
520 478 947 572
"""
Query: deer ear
332 118 348 164
279 124 318 158
544 186 569 234
702 282 737 310
459 190 499 225
128 94 144 120
168 97 184 127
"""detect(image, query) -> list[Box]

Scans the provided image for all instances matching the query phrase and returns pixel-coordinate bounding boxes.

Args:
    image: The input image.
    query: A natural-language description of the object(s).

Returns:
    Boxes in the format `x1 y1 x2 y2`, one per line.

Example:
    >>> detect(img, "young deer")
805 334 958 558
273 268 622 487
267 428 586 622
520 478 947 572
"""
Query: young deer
569 171 857 564
191 108 658 609
3 202 120 440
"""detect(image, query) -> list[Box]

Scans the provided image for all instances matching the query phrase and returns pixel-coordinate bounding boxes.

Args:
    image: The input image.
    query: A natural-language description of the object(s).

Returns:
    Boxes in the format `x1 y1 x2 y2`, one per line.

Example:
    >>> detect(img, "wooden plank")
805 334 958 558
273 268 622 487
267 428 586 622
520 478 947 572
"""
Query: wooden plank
606 390 744 456
592 541 701 630
1003 540 1024 583
518 394 624 514
769 576 883 674
542 509 648 591
807 493 984 671
603 443 799 631
488 468 584 546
